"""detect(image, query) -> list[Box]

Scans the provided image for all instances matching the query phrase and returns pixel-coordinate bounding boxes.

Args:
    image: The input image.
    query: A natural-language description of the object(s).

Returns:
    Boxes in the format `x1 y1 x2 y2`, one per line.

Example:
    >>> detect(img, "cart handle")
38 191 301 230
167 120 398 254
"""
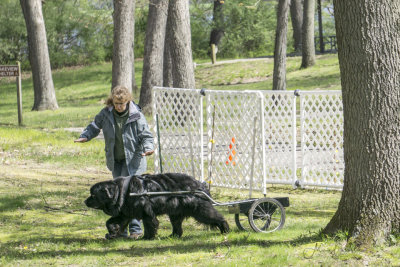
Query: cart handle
129 190 256 207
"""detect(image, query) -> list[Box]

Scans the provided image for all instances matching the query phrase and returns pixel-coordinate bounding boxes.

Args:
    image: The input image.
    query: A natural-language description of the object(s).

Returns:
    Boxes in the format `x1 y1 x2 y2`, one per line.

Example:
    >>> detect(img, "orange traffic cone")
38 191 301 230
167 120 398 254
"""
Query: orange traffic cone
225 137 237 166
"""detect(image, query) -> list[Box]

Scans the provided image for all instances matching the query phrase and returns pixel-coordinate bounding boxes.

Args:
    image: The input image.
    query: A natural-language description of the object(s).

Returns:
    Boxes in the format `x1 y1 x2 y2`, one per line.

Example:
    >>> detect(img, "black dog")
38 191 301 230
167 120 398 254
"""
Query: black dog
85 173 229 239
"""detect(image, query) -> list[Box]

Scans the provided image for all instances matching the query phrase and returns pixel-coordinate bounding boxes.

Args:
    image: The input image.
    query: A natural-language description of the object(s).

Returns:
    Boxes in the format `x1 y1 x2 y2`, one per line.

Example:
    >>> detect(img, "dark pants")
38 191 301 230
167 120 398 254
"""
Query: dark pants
112 159 142 234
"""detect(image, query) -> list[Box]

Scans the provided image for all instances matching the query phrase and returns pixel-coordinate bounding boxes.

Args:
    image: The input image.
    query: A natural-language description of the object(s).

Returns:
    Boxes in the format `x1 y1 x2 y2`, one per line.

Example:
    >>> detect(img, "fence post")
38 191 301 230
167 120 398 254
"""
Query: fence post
293 90 300 188
16 61 23 126
257 92 267 196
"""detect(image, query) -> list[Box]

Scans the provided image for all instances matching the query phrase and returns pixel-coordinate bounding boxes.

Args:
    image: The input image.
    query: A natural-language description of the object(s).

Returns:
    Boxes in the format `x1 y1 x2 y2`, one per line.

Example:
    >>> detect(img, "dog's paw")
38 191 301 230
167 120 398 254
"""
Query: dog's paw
105 233 115 240
169 233 182 238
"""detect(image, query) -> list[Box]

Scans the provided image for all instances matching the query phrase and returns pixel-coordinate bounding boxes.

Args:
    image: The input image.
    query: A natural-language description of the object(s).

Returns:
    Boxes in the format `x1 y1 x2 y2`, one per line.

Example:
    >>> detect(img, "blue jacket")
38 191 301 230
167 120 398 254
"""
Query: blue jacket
80 101 154 175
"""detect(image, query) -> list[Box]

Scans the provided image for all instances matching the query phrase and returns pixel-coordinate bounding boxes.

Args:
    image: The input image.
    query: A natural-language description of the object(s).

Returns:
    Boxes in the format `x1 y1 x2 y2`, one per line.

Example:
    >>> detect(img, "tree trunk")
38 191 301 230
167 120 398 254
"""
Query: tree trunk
112 0 134 92
131 0 139 96
273 0 290 91
323 0 400 248
20 0 58 111
139 0 168 114
209 0 225 61
290 0 303 54
163 13 173 88
300 0 315 68
317 0 324 53
167 0 195 89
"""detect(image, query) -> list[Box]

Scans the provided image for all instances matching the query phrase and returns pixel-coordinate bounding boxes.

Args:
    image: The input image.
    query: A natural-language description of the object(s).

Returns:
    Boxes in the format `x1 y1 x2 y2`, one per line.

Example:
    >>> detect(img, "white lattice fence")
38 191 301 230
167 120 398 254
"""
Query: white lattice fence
299 91 344 188
152 87 204 179
153 87 345 190
262 91 297 185
206 90 265 192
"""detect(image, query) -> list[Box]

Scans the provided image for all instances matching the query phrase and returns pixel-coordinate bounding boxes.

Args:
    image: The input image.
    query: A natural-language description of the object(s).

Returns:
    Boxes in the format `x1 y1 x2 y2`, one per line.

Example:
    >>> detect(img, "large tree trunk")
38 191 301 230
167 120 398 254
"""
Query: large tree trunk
131 0 138 96
112 0 134 92
20 0 58 111
323 0 400 248
163 13 173 88
272 0 290 91
290 0 303 54
300 0 315 68
167 0 195 89
139 0 168 114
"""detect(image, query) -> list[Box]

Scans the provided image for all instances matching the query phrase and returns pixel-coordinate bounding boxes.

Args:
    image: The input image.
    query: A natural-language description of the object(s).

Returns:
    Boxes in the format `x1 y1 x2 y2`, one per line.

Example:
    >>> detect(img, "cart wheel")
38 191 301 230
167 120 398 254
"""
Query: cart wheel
234 213 251 231
248 198 285 233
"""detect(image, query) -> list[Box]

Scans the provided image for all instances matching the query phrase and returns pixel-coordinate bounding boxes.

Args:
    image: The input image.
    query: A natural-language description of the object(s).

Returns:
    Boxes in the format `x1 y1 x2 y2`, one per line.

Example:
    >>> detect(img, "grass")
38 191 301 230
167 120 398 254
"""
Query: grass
0 54 399 266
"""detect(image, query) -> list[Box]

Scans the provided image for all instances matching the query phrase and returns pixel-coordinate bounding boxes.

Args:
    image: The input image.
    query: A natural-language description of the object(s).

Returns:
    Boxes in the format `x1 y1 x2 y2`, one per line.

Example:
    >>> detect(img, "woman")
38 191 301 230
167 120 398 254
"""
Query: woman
75 85 154 239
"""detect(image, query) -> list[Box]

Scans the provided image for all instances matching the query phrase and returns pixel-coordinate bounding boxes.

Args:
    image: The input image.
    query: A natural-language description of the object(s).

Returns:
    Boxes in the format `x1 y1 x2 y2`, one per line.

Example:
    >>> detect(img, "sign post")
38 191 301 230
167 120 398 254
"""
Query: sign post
0 63 22 126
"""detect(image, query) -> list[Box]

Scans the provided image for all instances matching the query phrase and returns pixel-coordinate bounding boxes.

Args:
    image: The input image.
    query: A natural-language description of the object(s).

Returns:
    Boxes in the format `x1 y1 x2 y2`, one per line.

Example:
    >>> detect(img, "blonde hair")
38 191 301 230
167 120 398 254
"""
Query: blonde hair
106 86 133 106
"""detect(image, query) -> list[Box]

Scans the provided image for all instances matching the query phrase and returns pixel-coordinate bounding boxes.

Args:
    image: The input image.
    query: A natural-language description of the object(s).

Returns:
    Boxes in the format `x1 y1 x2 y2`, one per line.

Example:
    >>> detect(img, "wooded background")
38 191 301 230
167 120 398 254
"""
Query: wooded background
0 0 335 70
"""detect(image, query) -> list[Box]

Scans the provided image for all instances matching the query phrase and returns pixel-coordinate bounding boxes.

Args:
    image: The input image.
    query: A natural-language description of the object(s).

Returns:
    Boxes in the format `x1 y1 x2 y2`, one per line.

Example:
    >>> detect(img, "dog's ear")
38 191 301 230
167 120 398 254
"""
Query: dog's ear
109 183 119 206
104 187 113 199
103 183 120 217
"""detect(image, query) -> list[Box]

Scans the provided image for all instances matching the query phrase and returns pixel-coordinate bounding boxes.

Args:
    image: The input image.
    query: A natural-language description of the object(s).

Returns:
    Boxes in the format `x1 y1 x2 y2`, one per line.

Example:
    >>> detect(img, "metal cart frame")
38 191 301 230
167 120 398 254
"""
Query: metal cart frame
130 190 289 233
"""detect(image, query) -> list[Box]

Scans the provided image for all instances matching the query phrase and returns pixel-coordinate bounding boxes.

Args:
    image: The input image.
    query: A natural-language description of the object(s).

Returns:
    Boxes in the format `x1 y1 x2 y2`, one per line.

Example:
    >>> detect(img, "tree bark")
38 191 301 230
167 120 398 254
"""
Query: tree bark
317 0 324 53
163 13 173 88
300 0 315 68
20 0 58 111
131 0 139 95
112 0 134 92
139 0 168 114
290 0 303 54
167 0 195 89
273 0 290 91
323 0 400 248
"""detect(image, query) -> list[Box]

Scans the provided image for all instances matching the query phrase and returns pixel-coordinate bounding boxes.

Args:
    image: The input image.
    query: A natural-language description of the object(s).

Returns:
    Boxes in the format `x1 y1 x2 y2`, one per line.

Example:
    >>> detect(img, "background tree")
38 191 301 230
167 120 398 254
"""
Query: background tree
290 0 303 54
44 0 114 68
0 0 26 66
112 0 135 92
20 0 58 111
317 0 324 53
272 0 289 91
139 0 168 114
167 0 195 89
131 0 139 94
300 0 315 68
209 0 225 60
163 14 173 88
323 0 400 248
193 0 277 59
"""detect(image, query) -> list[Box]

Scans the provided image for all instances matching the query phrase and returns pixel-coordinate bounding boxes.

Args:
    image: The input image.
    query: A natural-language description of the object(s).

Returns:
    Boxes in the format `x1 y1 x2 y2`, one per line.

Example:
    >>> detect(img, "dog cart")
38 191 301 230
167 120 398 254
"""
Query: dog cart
129 190 289 233
150 113 290 233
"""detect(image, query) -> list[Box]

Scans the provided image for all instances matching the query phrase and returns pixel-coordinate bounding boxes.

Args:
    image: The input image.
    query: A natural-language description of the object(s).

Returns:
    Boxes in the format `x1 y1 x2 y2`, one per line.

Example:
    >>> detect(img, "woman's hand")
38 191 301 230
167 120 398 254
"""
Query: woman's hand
74 137 88 143
142 150 154 156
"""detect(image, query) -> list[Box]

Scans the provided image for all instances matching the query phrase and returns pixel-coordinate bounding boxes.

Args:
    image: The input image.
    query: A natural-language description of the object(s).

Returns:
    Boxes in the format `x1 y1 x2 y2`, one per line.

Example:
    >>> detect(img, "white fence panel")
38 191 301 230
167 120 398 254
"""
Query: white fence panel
262 91 297 185
153 87 345 190
299 91 344 188
205 90 265 192
153 87 204 180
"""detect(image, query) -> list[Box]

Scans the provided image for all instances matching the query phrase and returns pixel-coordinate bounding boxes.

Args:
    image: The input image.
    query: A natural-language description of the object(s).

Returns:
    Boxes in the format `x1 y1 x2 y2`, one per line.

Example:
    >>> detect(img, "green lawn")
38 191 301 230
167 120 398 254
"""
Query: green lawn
0 54 398 266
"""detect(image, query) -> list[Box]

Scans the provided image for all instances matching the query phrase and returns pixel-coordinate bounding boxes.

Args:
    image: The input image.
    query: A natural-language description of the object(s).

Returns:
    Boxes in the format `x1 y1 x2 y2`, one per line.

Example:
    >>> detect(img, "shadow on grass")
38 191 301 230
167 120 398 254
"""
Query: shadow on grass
287 210 335 218
0 232 322 260
0 195 32 212
56 94 109 107
288 73 340 89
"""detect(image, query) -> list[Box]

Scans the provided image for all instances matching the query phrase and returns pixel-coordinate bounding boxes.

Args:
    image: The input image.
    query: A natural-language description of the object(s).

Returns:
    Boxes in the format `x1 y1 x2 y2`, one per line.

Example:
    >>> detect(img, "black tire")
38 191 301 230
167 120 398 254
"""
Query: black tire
248 198 285 233
234 213 251 231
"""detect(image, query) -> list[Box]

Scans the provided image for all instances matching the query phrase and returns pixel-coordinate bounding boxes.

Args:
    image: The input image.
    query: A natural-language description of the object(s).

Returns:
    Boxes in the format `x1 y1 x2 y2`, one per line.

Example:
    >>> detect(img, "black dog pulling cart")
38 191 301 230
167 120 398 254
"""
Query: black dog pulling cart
129 190 289 233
